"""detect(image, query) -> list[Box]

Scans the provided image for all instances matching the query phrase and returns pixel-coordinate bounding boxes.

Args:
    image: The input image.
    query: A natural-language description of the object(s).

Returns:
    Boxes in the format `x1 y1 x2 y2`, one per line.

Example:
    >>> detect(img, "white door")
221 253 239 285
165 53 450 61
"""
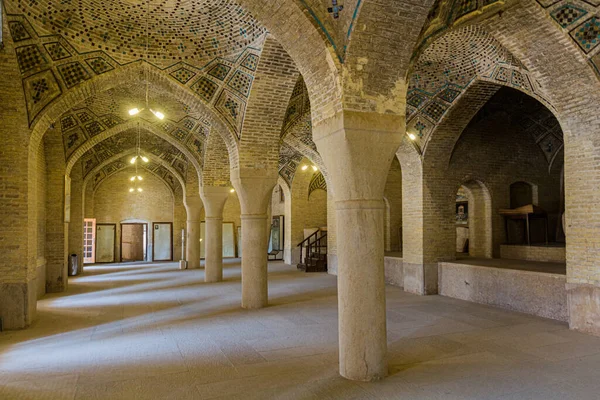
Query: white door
96 224 116 263
153 223 172 261
83 219 96 264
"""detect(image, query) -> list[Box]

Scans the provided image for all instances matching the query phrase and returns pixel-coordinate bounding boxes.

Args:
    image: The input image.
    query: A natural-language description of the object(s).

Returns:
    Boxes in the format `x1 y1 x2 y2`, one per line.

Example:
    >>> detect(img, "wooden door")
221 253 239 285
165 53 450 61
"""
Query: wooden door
96 224 116 263
152 222 173 261
83 219 96 264
121 223 146 262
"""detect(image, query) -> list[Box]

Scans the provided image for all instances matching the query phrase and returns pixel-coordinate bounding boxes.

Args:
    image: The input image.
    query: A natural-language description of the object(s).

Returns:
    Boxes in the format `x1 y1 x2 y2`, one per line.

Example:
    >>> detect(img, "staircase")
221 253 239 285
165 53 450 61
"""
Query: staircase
297 229 327 272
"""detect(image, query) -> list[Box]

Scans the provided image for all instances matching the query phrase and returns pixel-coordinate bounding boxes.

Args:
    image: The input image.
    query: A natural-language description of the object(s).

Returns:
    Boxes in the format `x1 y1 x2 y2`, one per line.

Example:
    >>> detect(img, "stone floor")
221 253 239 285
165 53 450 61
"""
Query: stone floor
1 260 600 400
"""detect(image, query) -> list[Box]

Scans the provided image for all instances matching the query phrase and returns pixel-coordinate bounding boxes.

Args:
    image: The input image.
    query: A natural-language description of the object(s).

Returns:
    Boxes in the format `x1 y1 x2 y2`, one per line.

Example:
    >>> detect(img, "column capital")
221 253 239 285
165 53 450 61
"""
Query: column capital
230 167 278 215
200 186 230 218
313 110 404 203
184 195 203 221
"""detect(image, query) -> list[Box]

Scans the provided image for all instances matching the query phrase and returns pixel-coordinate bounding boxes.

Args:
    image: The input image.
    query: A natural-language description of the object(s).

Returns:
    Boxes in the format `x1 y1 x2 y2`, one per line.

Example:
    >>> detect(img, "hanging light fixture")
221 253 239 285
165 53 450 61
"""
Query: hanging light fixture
128 0 166 120
129 123 148 193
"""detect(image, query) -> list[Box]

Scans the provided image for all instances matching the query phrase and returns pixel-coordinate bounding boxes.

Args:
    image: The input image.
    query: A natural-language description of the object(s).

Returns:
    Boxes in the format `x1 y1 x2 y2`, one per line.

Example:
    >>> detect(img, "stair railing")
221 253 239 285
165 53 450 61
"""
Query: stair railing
298 230 328 267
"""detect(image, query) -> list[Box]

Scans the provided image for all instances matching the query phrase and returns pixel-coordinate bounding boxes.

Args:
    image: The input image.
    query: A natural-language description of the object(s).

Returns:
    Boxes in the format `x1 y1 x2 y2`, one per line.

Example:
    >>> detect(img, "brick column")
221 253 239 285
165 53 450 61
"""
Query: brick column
314 110 403 382
231 168 277 309
200 186 230 283
184 196 202 269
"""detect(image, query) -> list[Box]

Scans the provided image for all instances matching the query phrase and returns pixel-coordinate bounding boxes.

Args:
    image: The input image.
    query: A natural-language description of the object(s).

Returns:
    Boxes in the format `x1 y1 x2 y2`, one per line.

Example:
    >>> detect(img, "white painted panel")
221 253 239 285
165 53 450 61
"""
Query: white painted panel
96 224 115 263
153 223 172 261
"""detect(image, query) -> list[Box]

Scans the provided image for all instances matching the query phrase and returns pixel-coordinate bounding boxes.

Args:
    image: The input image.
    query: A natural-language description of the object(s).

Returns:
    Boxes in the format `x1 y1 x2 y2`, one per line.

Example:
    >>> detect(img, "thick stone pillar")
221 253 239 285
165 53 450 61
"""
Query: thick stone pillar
314 110 403 382
231 168 277 309
184 196 202 269
200 186 230 282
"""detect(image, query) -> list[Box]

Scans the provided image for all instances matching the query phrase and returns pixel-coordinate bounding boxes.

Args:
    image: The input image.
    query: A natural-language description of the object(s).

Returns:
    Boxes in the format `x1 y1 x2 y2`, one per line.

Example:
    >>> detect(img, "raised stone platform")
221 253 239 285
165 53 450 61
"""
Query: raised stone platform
384 253 403 287
439 259 567 322
501 243 566 263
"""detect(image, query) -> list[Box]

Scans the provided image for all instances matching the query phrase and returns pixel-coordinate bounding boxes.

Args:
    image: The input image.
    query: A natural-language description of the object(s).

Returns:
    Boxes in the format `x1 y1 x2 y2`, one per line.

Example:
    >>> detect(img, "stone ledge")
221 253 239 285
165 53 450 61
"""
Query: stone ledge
567 283 600 337
439 262 567 322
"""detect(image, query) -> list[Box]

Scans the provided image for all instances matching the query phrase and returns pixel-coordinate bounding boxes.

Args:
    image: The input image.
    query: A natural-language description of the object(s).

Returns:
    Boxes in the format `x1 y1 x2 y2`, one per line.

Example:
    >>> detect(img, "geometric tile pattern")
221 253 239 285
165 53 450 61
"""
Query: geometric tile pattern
571 16 600 53
85 58 114 75
191 77 219 102
308 171 327 196
57 62 91 89
215 90 246 137
44 42 71 61
170 67 197 84
552 4 588 28
227 70 253 97
16 45 47 73
278 142 304 188
241 54 259 71
537 1 600 83
208 64 231 81
9 21 31 42
5 0 267 69
408 25 548 151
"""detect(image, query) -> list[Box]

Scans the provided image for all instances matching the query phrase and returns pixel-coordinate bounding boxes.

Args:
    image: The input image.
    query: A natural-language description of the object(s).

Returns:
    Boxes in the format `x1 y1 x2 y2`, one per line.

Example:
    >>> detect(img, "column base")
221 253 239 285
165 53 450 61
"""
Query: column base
403 262 438 295
0 280 37 330
179 260 187 270
567 283 600 337
327 254 338 276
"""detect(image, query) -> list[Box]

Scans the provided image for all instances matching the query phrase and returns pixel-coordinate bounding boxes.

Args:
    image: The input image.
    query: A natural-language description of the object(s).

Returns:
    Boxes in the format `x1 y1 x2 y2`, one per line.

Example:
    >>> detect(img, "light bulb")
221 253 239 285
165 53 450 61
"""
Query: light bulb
129 188 134 193
150 109 165 120
138 176 143 181
301 165 308 171
141 156 149 163
230 188 235 193
130 156 138 164
129 108 141 116
137 188 143 192
408 133 417 141
312 165 318 172
130 176 136 182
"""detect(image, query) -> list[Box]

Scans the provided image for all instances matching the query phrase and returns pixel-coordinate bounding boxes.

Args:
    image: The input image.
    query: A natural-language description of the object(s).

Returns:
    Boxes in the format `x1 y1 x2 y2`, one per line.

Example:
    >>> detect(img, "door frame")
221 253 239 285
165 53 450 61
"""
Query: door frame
120 223 148 262
152 222 173 261
83 218 96 264
95 223 117 263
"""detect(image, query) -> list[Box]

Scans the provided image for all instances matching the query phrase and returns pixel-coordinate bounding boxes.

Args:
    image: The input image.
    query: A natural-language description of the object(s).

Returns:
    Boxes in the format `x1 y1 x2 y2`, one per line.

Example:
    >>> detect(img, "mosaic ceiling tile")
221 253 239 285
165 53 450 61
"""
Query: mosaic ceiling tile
170 67 197 85
92 170 106 189
215 90 246 136
58 62 91 89
453 0 479 22
551 4 589 28
570 16 600 53
538 133 562 162
191 77 219 102
60 114 77 132
208 63 232 81
171 128 190 142
227 70 253 97
84 121 105 137
422 100 449 122
16 45 48 74
9 21 31 42
6 0 267 68
81 153 99 177
437 86 461 103
309 172 327 196
62 127 86 159
85 57 114 75
407 91 429 108
77 111 92 124
511 70 532 92
101 114 123 129
23 69 62 124
241 53 259 71
44 42 72 61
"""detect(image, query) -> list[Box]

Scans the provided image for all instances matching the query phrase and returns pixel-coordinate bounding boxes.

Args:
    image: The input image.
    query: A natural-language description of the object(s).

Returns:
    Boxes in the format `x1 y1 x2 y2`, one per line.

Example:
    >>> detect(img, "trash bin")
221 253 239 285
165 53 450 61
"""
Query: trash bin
69 254 78 276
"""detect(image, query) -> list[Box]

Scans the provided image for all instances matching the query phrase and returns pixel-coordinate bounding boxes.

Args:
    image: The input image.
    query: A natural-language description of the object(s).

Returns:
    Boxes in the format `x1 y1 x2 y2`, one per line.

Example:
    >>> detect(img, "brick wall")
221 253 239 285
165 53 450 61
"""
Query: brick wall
384 156 403 252
93 170 175 262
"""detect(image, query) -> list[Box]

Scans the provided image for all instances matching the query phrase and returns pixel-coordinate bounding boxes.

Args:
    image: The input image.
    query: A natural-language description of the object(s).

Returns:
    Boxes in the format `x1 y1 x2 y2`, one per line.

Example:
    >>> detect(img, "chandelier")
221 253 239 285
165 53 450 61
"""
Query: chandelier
129 123 148 193
128 0 165 121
